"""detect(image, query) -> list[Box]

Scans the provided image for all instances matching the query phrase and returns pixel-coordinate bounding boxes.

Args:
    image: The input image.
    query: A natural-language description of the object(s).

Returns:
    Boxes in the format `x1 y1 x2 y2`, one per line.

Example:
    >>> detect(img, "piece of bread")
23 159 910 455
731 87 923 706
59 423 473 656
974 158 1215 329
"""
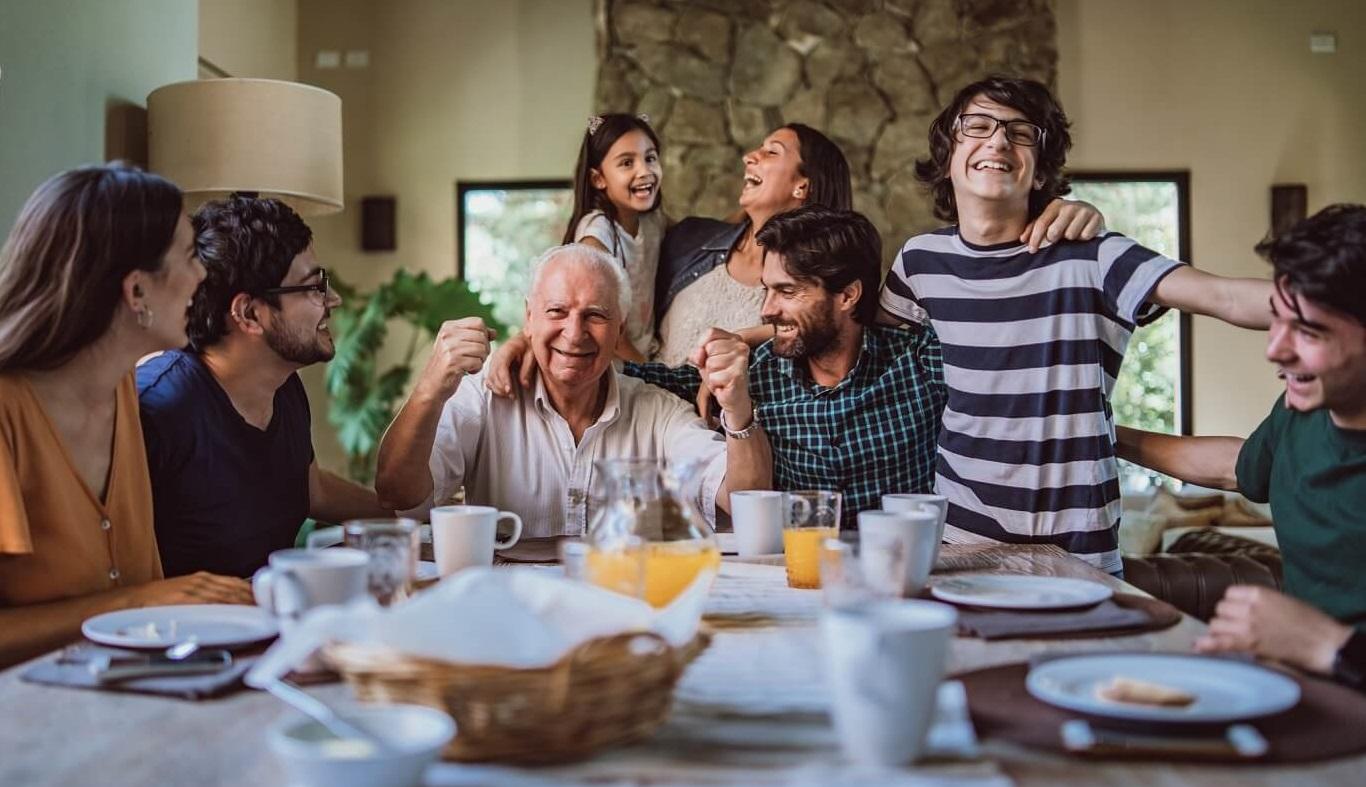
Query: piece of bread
1094 676 1196 708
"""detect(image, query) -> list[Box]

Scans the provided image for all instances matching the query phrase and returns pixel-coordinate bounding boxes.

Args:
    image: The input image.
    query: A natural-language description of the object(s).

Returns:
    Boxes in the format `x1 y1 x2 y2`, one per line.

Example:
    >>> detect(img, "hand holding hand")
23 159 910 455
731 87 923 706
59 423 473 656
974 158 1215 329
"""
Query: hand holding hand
1194 585 1353 674
691 328 753 431
418 318 496 400
1019 198 1106 252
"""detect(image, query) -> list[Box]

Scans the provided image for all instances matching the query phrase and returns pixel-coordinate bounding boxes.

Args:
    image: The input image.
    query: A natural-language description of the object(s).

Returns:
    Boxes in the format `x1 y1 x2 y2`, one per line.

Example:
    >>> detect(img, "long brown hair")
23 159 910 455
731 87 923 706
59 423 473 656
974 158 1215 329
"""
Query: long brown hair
0 163 183 372
562 114 662 254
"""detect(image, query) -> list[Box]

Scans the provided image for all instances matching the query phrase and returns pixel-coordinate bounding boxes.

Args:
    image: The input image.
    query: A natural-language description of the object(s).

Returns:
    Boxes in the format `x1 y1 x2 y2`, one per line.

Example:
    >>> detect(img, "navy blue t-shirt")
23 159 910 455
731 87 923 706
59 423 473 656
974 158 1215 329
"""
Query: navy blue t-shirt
137 350 314 578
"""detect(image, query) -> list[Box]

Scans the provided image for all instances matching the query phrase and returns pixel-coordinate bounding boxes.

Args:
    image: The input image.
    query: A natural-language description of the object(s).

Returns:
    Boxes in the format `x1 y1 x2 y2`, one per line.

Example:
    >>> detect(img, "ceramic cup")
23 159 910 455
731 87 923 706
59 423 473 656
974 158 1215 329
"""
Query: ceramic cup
252 548 371 621
430 505 523 577
857 509 941 597
821 599 958 766
728 490 785 556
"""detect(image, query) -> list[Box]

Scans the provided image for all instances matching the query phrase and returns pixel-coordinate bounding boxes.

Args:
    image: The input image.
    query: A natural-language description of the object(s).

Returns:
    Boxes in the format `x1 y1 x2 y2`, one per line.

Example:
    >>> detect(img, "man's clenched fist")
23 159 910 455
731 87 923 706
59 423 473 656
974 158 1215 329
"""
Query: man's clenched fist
416 317 496 401
691 328 754 431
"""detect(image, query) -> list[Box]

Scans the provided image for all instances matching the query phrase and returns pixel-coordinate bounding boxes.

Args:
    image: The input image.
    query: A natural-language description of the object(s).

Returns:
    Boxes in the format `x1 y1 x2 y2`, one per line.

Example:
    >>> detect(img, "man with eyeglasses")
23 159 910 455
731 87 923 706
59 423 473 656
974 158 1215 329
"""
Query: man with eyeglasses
137 196 391 578
877 75 1273 575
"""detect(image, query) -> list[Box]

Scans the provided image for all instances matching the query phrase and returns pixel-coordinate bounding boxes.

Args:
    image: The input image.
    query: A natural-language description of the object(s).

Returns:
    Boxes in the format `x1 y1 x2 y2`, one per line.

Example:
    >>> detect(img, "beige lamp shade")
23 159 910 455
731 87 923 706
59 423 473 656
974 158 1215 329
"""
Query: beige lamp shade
148 78 343 216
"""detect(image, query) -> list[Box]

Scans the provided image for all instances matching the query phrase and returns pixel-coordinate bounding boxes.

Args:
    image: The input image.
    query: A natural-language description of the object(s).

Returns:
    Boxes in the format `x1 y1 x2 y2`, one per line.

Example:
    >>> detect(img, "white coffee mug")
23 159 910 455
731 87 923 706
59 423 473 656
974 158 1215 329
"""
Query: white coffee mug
821 599 958 766
252 548 370 620
430 505 523 577
882 493 948 544
728 490 784 556
858 509 940 597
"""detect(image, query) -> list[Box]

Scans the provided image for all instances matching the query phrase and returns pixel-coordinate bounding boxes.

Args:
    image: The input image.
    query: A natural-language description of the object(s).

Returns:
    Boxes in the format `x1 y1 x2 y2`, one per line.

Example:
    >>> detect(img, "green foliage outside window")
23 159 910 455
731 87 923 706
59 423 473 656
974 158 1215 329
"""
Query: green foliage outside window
461 187 574 334
1068 180 1181 435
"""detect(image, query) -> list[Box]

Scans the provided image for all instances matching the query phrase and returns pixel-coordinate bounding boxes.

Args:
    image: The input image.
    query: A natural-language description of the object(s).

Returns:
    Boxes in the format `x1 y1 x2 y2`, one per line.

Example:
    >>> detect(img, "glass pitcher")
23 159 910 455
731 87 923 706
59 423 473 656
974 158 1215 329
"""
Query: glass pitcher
584 457 720 608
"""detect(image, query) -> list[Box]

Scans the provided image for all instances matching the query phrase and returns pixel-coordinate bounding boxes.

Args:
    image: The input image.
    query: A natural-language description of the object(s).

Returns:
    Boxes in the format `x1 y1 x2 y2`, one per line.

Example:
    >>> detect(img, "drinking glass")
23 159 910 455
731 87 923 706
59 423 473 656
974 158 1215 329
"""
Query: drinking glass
342 518 419 606
782 491 842 589
819 532 905 608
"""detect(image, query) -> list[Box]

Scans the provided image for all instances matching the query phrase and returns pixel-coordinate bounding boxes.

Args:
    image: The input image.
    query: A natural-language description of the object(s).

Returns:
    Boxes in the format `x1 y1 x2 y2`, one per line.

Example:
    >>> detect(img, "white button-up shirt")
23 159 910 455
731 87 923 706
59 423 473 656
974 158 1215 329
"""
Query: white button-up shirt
406 369 727 537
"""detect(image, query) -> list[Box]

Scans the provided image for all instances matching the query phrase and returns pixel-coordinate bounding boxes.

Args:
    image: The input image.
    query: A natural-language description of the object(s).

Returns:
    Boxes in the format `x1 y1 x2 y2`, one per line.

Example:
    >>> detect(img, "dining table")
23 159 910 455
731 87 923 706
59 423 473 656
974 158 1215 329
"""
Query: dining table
1 542 1362 786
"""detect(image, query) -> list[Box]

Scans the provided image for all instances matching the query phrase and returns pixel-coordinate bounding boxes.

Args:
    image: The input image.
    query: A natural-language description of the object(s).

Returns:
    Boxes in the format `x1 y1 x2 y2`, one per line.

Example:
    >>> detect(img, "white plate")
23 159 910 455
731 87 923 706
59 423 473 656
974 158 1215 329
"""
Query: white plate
1027 653 1301 723
416 560 439 582
82 604 278 649
930 573 1113 610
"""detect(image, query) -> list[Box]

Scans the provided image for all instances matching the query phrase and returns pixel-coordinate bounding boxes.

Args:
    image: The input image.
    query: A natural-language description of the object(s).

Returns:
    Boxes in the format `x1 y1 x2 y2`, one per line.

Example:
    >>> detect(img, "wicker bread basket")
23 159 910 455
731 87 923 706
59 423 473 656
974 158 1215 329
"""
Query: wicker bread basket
325 629 711 763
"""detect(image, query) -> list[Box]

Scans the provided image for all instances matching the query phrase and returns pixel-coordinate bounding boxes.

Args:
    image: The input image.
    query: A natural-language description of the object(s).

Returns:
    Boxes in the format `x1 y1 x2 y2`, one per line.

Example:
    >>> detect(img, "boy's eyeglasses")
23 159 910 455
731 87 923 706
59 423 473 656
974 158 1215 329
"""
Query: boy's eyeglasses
264 268 331 301
955 113 1045 147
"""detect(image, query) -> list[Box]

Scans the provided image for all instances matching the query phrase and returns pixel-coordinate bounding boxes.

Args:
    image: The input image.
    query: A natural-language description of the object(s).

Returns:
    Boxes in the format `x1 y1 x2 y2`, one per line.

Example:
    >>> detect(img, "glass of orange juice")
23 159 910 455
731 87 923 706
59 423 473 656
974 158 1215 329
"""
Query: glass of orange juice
783 491 842 589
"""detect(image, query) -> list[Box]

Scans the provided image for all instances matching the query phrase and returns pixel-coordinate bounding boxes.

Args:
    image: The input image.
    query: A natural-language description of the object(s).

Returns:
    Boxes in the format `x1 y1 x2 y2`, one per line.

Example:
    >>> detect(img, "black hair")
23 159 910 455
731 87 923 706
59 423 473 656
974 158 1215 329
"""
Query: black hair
1256 203 1366 326
0 163 182 371
915 75 1073 223
562 114 662 255
187 196 313 350
782 123 853 211
754 205 882 325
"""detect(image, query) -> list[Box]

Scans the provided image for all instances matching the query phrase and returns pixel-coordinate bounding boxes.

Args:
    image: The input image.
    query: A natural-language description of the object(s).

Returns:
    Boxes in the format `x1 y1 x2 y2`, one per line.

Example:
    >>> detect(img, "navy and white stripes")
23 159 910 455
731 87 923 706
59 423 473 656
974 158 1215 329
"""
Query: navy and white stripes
879 228 1182 573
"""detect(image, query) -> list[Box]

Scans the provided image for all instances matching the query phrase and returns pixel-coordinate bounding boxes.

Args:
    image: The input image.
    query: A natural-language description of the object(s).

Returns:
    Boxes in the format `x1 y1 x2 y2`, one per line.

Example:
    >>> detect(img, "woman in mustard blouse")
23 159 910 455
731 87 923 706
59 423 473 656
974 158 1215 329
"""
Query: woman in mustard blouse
0 164 253 668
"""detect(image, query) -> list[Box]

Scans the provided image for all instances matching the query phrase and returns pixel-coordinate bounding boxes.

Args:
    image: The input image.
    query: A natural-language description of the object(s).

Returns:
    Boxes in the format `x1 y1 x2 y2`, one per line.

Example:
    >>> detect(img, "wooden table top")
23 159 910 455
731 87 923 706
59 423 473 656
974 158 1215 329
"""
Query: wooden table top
1 543 1360 786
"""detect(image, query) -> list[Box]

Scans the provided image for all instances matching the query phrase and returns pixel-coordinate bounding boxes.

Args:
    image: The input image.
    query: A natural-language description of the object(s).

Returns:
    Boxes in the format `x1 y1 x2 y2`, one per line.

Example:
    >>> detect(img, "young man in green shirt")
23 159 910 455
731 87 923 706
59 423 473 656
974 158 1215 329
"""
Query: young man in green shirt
1117 204 1366 689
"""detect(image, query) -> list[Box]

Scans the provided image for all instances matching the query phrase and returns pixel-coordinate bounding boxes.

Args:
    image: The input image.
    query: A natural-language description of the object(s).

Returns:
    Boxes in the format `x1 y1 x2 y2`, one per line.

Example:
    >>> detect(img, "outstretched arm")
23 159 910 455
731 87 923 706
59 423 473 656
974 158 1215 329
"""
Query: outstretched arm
0 572 253 669
1114 425 1243 491
1151 266 1273 330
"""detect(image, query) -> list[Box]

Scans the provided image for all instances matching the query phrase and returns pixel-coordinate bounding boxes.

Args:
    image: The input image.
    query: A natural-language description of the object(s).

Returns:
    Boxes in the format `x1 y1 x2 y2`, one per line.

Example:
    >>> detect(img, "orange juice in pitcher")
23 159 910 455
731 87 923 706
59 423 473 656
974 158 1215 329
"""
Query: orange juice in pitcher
584 458 720 607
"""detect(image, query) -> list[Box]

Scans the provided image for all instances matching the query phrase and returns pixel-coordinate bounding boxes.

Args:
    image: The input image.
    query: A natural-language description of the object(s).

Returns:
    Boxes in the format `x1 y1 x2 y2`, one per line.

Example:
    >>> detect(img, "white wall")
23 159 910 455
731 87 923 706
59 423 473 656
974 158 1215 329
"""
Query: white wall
199 0 298 80
296 0 596 472
0 0 197 234
1057 0 1366 436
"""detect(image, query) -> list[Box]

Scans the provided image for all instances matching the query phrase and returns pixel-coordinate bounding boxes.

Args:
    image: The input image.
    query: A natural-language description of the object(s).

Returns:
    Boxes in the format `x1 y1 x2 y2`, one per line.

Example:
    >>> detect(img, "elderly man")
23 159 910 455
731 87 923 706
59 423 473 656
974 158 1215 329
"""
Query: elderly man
375 244 772 535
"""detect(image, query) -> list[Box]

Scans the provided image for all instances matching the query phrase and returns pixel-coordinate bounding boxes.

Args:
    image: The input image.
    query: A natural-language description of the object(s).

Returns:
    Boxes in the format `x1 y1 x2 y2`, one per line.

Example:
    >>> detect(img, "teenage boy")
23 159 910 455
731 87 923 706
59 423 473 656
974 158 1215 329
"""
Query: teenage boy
878 75 1272 574
1117 204 1366 689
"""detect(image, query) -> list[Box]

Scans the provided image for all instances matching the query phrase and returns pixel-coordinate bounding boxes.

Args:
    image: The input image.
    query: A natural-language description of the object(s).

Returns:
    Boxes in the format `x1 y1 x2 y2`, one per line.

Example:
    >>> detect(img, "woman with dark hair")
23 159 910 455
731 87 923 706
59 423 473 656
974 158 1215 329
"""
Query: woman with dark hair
0 164 253 668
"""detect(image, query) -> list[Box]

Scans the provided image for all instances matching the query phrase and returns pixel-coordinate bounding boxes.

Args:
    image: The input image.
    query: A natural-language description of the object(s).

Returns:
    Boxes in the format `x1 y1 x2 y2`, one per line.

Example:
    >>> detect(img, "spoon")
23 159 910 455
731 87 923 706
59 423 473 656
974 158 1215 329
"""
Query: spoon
262 678 399 756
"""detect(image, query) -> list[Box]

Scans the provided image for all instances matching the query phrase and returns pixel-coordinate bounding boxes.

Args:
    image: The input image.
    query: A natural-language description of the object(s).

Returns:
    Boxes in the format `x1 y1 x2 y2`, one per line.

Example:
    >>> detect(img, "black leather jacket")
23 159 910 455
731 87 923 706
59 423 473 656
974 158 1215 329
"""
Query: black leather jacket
652 216 749 333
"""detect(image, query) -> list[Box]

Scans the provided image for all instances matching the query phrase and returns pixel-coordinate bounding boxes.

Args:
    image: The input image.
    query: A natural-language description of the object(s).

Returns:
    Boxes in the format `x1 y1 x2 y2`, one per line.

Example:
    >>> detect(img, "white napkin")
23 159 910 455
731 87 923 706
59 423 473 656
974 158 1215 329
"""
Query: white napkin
245 566 712 687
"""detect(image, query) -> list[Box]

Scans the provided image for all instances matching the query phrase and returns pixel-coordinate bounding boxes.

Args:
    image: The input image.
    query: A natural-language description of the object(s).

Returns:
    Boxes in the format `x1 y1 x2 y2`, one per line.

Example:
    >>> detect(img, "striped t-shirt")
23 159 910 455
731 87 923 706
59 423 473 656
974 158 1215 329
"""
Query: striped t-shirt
879 228 1183 573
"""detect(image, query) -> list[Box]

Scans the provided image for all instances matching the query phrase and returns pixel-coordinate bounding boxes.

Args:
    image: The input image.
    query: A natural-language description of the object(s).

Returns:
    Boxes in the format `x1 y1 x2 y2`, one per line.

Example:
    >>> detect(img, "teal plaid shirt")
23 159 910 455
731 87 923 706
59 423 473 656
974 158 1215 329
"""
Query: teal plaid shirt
625 324 946 528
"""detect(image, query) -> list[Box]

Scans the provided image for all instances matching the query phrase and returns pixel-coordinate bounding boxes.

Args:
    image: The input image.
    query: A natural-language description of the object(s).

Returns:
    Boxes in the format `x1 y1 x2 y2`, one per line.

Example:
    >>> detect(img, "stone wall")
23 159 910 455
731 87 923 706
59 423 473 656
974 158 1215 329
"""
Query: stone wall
594 0 1057 258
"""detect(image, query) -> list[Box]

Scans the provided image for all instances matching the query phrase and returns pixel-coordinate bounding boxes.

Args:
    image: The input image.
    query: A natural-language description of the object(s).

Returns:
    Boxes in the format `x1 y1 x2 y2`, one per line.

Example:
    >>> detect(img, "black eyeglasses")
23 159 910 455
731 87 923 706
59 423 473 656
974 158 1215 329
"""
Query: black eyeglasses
955 113 1046 147
264 268 330 300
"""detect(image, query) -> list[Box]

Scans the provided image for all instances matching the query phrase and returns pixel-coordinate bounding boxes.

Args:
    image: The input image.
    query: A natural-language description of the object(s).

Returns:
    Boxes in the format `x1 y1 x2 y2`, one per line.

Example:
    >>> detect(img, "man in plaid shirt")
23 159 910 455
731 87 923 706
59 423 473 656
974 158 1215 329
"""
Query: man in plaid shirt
626 206 946 528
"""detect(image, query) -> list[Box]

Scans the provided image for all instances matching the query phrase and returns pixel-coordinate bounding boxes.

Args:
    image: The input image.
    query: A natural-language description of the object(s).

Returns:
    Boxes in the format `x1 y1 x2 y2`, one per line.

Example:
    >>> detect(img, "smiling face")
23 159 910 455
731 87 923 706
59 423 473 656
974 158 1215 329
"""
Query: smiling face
739 128 808 216
946 94 1042 216
1266 279 1366 424
525 256 624 393
758 251 842 360
590 129 661 223
141 213 205 349
260 246 340 366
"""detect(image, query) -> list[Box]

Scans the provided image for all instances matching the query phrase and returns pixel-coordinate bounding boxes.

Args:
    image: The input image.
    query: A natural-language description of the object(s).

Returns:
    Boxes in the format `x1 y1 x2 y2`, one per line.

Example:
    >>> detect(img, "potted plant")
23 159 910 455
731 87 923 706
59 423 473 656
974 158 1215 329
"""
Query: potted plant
325 270 504 482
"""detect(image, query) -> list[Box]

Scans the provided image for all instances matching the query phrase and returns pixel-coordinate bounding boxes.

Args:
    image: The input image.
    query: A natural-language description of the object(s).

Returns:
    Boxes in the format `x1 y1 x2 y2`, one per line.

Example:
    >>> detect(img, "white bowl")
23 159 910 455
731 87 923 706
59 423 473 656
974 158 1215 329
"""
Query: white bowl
268 703 455 787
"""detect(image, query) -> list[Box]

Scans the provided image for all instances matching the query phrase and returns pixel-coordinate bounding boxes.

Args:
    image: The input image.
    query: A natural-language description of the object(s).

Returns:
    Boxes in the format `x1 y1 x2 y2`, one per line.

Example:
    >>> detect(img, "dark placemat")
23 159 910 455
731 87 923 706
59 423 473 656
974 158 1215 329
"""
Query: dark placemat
960 660 1366 763
22 644 258 700
954 593 1182 640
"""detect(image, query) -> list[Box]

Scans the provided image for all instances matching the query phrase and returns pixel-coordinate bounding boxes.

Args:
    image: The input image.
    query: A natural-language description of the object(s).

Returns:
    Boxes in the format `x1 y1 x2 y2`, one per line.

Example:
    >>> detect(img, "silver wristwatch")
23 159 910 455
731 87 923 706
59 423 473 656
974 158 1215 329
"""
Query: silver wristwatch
719 407 760 440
